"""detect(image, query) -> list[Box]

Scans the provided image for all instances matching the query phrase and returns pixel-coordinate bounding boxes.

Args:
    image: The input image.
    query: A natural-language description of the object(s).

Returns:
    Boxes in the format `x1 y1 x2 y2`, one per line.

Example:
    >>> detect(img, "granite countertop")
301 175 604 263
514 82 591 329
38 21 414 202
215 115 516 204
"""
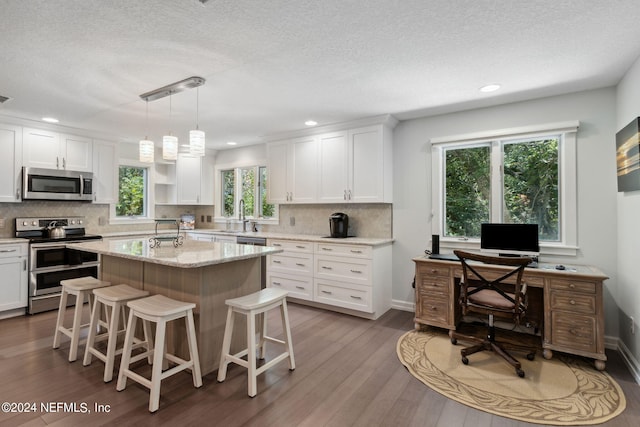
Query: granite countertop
66 238 283 268
0 238 28 244
182 230 394 247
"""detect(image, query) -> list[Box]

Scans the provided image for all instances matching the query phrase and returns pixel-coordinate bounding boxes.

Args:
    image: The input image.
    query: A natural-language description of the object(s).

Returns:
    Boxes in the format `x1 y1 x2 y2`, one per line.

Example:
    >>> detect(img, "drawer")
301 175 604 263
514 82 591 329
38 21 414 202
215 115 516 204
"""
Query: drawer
315 243 372 259
549 278 596 294
417 275 450 297
551 312 596 353
0 243 28 258
417 263 451 278
315 255 372 285
268 252 314 276
267 239 313 253
550 291 596 314
415 292 450 326
315 279 372 312
455 267 544 287
267 272 313 301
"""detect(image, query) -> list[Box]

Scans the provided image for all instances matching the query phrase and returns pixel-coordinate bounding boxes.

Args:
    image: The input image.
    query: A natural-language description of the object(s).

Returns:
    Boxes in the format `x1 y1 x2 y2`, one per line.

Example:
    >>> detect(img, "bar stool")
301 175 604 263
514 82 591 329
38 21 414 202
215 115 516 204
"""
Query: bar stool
53 276 111 362
83 284 150 382
116 294 202 413
217 288 295 397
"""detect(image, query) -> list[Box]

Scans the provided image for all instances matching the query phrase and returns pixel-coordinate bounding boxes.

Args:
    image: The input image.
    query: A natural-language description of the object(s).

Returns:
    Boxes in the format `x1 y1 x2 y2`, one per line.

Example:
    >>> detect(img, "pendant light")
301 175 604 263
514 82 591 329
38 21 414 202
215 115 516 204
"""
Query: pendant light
162 93 178 160
189 87 205 156
139 100 154 163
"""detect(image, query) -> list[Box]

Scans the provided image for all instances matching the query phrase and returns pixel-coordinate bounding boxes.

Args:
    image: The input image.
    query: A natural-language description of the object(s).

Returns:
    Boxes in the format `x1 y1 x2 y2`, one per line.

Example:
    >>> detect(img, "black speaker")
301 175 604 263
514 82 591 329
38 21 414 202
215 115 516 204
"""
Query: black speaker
431 235 440 254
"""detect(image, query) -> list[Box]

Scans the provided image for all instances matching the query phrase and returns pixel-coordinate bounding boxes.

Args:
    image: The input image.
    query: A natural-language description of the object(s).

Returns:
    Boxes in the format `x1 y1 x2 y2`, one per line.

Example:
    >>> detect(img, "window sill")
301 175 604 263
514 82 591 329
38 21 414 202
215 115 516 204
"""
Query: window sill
108 217 156 226
214 217 279 226
439 239 578 257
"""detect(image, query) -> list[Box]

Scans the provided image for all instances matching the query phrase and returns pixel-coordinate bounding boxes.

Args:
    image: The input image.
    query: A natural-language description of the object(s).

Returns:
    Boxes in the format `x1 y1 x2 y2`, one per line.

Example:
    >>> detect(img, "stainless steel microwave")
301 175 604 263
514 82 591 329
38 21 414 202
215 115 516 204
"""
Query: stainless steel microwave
22 167 93 201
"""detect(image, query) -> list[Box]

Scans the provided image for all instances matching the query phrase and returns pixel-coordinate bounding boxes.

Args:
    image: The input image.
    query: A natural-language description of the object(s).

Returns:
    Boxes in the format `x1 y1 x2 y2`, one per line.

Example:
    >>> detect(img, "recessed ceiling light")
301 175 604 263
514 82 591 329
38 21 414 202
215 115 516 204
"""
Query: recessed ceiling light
479 84 501 93
226 141 237 146
42 117 59 123
305 120 318 126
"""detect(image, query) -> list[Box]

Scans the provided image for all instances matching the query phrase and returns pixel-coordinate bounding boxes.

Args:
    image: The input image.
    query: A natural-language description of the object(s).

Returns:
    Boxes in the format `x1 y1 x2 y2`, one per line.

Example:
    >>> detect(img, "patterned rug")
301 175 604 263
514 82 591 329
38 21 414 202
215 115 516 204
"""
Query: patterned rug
397 329 626 425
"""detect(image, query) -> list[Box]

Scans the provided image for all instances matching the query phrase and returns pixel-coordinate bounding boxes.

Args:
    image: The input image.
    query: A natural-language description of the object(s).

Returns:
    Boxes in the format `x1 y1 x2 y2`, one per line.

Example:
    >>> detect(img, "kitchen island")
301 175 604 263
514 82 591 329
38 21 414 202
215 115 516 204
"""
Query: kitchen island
66 238 282 375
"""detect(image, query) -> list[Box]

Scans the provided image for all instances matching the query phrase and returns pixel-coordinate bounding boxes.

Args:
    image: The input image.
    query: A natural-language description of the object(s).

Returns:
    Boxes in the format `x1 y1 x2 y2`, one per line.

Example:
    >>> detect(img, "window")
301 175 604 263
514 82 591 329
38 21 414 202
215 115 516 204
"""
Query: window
431 121 578 254
219 165 276 219
112 163 152 221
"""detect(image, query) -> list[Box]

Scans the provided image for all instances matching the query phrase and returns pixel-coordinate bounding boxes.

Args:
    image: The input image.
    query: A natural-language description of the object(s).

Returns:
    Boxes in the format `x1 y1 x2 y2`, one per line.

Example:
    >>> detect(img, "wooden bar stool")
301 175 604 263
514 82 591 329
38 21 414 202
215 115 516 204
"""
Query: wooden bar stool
217 288 295 397
116 294 202 413
83 284 150 382
53 276 111 362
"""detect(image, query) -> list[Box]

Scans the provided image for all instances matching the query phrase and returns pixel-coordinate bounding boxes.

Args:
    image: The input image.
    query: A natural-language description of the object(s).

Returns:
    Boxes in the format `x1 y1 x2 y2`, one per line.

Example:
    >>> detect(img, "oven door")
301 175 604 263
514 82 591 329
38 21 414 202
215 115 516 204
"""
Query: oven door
31 265 99 296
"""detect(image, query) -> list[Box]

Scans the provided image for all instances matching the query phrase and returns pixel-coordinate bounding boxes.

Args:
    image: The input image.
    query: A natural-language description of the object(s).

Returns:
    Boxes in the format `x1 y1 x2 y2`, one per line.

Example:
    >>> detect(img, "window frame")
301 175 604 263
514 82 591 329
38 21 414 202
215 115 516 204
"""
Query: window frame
109 159 155 225
430 121 579 256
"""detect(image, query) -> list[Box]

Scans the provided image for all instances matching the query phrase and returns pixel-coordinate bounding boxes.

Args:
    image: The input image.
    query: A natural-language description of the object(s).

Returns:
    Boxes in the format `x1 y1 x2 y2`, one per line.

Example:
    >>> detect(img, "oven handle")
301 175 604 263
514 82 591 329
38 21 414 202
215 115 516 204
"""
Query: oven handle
31 244 67 251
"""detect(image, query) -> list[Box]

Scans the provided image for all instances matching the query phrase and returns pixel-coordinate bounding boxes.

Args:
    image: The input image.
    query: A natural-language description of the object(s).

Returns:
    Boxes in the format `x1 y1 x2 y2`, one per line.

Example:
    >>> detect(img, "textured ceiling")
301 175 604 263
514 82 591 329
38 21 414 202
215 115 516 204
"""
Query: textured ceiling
1 0 640 149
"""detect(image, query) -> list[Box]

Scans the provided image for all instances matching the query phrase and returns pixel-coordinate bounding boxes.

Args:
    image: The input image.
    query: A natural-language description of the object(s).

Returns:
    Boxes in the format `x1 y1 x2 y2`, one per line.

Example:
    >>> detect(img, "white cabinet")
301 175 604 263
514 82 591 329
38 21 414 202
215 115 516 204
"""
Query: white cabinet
317 125 392 203
188 232 215 242
92 140 118 204
266 239 314 301
215 235 237 243
154 162 177 205
23 128 92 172
0 123 23 202
0 242 28 315
266 136 317 203
176 153 214 205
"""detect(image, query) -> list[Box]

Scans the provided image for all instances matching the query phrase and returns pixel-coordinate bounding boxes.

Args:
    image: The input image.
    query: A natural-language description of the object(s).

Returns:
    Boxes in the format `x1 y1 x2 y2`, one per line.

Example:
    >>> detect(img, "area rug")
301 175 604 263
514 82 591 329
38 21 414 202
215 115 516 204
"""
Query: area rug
397 329 626 425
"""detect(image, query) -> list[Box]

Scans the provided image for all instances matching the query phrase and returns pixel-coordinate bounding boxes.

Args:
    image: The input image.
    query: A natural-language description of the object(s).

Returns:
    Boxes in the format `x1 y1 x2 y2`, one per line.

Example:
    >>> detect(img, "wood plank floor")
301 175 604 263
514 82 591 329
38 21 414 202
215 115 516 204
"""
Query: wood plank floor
0 303 638 426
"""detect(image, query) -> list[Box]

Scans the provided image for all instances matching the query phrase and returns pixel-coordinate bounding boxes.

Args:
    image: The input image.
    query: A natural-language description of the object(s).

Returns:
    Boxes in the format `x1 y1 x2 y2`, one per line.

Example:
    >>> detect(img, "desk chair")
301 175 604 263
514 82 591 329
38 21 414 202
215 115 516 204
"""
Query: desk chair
450 250 536 377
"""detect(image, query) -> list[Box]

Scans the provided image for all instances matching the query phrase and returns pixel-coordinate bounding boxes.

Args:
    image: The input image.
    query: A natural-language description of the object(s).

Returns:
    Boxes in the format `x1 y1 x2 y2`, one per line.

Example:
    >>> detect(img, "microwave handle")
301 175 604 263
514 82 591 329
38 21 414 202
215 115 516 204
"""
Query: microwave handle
79 174 84 196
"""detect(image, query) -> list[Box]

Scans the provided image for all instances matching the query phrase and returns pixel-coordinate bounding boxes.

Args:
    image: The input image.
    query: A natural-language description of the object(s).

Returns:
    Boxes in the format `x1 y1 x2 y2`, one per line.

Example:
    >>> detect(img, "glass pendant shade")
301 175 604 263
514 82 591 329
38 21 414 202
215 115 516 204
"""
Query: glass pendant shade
189 129 205 156
139 139 154 163
162 135 178 160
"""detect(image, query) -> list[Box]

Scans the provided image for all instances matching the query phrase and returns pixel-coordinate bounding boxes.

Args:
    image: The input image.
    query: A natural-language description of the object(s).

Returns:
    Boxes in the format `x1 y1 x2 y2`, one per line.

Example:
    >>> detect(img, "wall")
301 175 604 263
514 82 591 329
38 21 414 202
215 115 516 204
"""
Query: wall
615 55 640 368
392 88 620 339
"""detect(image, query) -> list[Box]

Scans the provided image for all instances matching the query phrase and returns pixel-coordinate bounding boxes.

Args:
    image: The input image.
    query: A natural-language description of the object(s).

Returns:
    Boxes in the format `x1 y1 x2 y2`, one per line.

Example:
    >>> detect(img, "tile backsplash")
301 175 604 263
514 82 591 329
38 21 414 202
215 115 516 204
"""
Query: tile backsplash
0 202 392 239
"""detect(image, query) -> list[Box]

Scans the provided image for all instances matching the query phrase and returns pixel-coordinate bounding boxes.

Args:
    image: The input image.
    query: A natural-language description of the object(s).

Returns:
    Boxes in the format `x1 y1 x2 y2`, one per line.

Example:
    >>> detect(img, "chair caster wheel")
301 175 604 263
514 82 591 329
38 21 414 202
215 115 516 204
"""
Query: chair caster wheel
461 356 469 365
517 369 525 378
526 353 535 361
451 338 457 345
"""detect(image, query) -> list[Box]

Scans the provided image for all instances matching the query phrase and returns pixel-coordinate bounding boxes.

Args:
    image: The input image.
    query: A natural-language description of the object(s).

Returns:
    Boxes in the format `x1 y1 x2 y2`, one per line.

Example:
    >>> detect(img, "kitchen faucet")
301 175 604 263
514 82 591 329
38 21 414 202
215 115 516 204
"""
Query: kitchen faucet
239 199 248 232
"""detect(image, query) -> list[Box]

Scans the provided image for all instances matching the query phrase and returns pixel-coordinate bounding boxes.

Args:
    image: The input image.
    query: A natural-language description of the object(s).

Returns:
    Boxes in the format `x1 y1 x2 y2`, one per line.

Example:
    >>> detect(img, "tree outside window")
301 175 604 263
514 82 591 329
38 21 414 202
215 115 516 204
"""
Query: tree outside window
220 166 275 219
222 169 235 217
116 166 147 217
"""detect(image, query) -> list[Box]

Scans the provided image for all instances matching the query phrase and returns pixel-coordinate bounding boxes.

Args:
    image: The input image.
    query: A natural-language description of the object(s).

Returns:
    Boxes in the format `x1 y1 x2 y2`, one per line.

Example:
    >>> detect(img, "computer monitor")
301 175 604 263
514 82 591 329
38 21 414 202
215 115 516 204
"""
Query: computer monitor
480 223 540 256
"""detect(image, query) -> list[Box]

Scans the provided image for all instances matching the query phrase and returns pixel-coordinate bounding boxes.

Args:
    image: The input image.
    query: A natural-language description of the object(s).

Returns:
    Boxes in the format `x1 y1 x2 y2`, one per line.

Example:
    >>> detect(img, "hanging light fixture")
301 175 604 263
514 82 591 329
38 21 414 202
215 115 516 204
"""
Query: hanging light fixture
162 93 178 160
189 87 205 156
139 100 154 163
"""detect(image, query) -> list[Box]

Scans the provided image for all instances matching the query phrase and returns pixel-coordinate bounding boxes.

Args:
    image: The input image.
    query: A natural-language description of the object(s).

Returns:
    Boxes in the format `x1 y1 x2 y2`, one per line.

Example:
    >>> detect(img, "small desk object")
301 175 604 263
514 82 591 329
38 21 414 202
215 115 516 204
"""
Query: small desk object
413 256 608 370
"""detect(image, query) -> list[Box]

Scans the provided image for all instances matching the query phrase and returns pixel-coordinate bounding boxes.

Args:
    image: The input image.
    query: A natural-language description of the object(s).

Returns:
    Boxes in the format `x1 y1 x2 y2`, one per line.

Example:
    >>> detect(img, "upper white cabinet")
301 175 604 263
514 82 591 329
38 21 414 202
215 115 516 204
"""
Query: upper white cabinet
267 136 318 203
0 123 23 203
176 153 214 205
23 128 92 172
317 131 349 202
92 139 118 204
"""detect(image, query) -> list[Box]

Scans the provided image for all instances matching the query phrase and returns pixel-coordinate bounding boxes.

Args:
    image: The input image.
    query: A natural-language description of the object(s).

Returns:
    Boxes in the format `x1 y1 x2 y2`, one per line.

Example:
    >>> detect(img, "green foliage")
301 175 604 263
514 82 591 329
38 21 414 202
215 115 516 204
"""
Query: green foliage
116 166 145 216
241 168 255 215
222 170 235 217
260 166 274 218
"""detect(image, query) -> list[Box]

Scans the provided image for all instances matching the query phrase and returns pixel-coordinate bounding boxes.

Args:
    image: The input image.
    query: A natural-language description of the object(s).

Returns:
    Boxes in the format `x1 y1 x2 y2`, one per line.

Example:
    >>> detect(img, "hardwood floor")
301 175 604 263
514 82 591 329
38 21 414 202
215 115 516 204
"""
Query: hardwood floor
0 303 638 426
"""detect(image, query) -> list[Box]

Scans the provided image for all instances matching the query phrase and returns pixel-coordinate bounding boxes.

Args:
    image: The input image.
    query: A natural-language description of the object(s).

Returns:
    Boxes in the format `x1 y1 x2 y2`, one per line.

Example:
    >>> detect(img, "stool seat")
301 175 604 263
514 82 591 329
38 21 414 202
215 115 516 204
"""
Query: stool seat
53 276 111 362
117 295 202 412
83 284 150 382
217 288 295 397
127 294 196 317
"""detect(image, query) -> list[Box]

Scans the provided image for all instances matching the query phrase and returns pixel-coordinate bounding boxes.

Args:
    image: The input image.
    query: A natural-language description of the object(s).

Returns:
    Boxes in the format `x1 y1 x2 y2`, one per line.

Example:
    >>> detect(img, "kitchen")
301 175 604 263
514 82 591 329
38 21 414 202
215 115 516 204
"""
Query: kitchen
2 1 640 425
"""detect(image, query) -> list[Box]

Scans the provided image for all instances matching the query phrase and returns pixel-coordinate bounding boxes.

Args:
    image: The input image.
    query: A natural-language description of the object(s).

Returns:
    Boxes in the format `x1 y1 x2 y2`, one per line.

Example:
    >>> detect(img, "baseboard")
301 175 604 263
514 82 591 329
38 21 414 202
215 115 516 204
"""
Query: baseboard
391 299 414 312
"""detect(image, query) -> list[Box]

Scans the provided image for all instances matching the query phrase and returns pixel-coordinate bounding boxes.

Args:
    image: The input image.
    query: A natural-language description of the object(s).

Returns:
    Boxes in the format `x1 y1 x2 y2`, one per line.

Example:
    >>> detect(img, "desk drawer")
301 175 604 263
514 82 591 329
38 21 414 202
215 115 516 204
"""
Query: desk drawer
455 268 544 287
551 312 596 353
417 263 451 278
550 291 596 314
417 276 450 297
549 279 596 294
416 292 450 325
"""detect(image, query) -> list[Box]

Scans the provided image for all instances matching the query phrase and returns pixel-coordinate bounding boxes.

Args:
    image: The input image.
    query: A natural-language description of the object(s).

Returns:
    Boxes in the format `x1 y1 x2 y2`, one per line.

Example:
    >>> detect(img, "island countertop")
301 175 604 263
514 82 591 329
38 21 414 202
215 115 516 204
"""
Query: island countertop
67 238 283 268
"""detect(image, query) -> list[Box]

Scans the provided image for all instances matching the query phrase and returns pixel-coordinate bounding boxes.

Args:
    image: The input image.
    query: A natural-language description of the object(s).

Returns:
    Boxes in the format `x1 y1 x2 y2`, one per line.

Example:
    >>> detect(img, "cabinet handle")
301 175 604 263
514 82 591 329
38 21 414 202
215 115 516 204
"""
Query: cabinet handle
56 156 59 169
23 259 27 271
295 245 306 249
273 260 281 264
569 328 587 338
430 269 438 274
62 157 66 169
272 281 281 286
273 243 282 246
321 290 332 295
350 269 362 274
295 263 305 267
321 247 332 251
350 250 362 254
16 189 20 200
322 266 333 270
568 283 576 289
295 286 305 290
430 306 438 311
344 190 347 200
350 295 362 300
570 300 576 305
348 190 352 200
0 249 17 253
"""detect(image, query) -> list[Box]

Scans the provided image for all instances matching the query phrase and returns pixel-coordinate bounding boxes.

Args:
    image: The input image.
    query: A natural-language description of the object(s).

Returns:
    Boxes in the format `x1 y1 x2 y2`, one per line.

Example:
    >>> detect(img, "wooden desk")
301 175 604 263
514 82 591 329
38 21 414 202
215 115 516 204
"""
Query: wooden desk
413 256 609 370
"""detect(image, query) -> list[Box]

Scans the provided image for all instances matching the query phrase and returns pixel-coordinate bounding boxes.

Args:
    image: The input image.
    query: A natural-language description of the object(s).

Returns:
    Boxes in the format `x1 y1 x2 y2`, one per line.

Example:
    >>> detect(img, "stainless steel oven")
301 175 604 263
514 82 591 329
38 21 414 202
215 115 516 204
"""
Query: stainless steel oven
15 217 102 314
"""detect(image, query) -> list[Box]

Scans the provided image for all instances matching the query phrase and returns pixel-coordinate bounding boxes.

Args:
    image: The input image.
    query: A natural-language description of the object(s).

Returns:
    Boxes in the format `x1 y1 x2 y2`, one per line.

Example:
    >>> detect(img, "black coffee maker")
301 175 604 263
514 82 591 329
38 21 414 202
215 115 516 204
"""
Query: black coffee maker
329 212 349 238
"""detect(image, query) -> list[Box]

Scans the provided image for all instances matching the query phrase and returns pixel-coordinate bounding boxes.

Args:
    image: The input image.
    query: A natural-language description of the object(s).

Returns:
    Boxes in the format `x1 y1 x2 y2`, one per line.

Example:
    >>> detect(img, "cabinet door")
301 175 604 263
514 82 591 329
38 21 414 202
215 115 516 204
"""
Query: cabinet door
61 134 93 172
0 124 22 202
23 127 60 169
92 140 118 204
290 135 318 202
349 126 385 202
0 256 28 311
267 140 290 203
176 154 201 204
317 131 349 202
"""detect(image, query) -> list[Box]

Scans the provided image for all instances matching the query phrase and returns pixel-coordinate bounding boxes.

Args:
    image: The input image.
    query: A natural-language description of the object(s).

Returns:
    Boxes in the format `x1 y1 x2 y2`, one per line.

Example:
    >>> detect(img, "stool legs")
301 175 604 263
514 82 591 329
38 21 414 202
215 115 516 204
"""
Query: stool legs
281 299 296 370
52 290 69 350
247 311 258 397
217 307 235 383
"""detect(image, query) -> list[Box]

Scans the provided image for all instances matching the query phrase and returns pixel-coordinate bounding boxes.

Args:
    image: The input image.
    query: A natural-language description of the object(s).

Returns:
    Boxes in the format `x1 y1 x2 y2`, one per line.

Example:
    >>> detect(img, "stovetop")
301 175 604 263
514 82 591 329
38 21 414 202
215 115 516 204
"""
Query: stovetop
15 216 101 243
25 234 102 244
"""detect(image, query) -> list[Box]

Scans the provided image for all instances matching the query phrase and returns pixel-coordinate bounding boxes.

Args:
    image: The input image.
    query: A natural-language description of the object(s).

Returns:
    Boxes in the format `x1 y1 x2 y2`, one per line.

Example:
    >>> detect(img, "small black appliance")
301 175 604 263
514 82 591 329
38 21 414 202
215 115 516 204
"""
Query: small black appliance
329 212 349 238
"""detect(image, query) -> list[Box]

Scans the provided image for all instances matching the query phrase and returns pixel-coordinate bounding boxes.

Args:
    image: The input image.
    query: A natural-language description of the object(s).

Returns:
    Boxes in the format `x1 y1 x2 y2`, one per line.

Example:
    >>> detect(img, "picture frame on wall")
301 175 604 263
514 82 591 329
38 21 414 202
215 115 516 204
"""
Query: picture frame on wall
616 117 640 192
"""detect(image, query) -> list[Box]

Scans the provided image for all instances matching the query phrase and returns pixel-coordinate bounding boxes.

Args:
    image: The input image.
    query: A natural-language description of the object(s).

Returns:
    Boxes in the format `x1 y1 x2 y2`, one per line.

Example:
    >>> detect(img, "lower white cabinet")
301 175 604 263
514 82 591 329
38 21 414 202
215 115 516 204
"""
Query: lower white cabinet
267 238 392 318
0 242 28 314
